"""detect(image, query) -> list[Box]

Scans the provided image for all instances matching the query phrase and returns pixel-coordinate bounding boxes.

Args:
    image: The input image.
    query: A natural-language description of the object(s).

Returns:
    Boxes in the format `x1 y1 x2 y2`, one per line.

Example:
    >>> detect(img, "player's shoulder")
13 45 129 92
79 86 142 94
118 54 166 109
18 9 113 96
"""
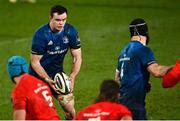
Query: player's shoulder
135 43 153 55
108 102 131 113
20 74 45 86
64 23 78 33
143 46 154 56
34 24 49 35
100 101 121 107
64 23 76 29
21 73 34 81
12 74 29 95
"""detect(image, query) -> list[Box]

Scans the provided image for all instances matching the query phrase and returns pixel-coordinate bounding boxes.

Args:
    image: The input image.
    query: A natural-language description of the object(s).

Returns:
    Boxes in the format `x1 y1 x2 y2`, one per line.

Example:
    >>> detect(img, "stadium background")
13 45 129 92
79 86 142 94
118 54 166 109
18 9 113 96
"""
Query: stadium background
0 0 179 119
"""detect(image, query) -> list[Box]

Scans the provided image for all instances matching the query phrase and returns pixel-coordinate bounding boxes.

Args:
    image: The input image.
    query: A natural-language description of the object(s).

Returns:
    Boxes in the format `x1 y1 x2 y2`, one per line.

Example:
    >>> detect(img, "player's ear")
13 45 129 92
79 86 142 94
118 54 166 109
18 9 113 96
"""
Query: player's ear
49 15 52 20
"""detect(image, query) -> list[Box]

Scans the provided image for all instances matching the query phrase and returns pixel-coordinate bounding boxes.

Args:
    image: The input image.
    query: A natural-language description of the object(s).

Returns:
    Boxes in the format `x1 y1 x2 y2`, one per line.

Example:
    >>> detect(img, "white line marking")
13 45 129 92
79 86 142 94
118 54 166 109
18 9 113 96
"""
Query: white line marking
0 37 31 46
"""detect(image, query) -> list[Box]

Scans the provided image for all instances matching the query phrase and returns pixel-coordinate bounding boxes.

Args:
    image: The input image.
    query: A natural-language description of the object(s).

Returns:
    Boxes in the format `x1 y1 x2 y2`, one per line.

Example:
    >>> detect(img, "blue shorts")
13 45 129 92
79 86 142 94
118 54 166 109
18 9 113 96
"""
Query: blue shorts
130 108 147 120
119 90 147 120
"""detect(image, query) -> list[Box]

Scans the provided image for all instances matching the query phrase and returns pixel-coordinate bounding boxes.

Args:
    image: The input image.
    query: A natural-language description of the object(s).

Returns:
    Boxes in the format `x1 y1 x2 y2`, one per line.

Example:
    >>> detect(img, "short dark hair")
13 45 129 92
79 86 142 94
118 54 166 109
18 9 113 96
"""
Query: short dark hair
50 5 68 17
94 80 120 103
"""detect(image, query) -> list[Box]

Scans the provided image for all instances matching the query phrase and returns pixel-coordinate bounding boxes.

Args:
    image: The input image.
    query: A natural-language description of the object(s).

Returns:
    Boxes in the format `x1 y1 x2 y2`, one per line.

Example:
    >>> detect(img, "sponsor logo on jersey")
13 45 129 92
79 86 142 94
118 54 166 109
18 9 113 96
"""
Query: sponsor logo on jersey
83 111 110 117
48 40 53 45
63 36 69 44
47 48 68 55
119 57 130 62
55 46 60 50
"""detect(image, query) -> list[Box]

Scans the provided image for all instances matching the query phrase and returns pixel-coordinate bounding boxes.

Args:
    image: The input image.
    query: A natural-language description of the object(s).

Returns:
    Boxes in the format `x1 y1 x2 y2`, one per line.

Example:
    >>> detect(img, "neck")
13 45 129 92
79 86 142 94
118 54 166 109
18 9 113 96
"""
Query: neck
131 35 147 46
49 23 63 33
14 74 24 84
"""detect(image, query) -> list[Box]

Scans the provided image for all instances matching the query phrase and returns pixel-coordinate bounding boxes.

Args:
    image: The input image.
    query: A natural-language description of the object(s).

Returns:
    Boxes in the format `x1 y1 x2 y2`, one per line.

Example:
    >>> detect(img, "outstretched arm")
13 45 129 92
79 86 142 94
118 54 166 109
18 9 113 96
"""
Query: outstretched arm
147 63 172 77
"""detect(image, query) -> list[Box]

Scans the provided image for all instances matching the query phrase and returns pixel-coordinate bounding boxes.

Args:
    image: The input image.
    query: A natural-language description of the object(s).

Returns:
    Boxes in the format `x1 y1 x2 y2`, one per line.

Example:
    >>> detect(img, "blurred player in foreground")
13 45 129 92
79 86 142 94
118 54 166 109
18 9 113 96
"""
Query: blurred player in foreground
115 18 172 120
162 59 180 88
7 56 60 120
75 80 132 120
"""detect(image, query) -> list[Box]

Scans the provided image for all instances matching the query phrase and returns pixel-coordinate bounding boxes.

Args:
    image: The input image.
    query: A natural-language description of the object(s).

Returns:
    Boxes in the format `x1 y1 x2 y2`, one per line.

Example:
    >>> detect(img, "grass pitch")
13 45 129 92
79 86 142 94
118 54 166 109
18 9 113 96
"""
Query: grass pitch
0 0 179 119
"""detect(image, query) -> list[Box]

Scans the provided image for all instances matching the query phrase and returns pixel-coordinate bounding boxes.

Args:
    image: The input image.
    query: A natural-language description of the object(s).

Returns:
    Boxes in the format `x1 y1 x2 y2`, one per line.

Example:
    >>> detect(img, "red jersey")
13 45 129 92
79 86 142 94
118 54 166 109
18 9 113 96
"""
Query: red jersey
75 102 132 120
11 74 60 120
162 59 180 88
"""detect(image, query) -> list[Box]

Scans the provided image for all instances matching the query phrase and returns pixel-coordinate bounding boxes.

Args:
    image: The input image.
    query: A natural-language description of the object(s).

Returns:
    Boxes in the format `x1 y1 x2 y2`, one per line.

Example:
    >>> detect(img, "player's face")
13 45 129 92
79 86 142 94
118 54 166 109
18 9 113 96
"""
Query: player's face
50 12 67 32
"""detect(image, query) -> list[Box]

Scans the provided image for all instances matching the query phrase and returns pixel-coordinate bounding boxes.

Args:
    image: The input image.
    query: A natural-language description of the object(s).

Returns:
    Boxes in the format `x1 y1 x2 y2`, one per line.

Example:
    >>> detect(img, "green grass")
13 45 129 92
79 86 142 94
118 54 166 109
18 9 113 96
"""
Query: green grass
0 0 179 119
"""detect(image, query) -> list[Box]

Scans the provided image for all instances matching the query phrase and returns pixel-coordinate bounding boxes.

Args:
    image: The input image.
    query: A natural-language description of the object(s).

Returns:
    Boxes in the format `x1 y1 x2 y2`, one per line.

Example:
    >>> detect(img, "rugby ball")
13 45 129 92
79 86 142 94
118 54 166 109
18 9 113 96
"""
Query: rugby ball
54 72 71 95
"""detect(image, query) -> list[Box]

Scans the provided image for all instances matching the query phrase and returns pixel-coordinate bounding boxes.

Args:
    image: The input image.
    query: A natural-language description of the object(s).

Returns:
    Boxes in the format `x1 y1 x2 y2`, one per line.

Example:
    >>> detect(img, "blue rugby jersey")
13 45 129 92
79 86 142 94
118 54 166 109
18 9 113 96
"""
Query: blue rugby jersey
116 41 156 110
29 23 81 79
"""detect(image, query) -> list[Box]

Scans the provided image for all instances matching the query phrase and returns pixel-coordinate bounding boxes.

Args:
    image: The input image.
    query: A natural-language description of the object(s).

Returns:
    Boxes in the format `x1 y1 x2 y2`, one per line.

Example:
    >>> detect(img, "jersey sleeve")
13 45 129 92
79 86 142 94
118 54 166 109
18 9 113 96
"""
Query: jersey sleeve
162 59 180 88
139 47 156 67
68 25 81 49
31 31 46 55
12 87 27 111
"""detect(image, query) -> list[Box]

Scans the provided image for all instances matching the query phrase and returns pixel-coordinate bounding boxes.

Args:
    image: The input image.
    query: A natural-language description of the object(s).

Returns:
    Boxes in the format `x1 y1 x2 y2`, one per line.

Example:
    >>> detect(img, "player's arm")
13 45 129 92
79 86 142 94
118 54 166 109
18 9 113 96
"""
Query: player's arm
13 109 26 120
69 48 82 92
162 72 179 88
30 54 50 79
162 59 180 88
115 69 120 83
30 32 53 82
147 63 172 77
12 92 26 120
30 54 60 93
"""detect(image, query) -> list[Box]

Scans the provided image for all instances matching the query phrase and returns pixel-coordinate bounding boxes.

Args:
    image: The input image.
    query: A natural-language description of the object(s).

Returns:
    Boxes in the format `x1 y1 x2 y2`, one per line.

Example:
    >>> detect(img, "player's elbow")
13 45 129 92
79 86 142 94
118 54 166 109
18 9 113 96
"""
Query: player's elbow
30 54 42 68
31 59 39 68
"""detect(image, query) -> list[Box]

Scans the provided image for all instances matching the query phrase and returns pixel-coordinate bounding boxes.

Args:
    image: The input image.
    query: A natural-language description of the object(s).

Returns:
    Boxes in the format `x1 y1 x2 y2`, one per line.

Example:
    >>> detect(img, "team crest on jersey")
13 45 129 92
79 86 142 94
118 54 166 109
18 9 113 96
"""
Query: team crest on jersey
63 36 69 44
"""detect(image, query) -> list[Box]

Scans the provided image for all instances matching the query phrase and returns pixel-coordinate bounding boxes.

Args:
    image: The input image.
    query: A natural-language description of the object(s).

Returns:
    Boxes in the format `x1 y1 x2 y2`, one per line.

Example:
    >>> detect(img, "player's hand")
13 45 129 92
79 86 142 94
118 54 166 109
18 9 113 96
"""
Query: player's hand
69 76 75 93
146 82 151 93
45 78 61 94
166 65 173 74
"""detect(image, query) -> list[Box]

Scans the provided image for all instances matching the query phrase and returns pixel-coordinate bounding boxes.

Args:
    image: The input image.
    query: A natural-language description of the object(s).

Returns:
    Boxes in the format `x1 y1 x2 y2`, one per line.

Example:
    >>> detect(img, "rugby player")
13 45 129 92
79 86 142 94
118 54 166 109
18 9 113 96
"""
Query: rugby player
7 56 60 120
29 5 82 119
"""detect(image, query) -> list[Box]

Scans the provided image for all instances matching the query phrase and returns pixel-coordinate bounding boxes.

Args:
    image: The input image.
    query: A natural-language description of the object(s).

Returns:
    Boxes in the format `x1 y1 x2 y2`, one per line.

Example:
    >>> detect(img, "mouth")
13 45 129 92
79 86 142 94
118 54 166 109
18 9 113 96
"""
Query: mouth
58 26 63 28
